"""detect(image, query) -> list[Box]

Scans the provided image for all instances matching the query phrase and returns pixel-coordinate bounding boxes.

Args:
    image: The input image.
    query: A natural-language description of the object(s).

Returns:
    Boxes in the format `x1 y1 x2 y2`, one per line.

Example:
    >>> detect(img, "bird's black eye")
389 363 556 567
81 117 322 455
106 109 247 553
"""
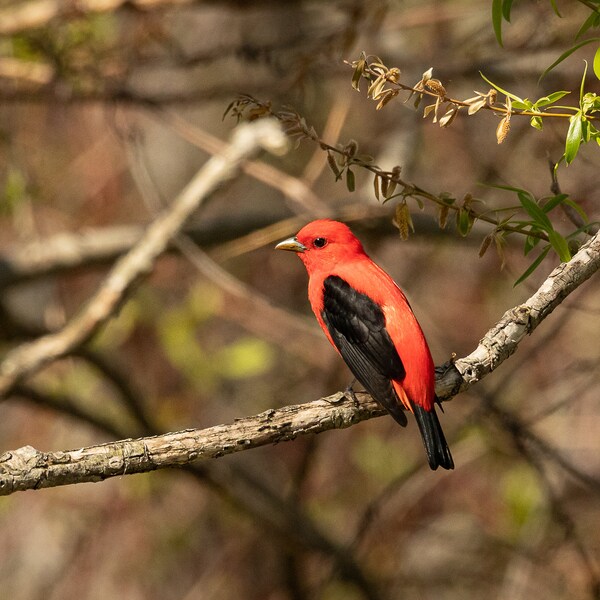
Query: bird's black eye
313 237 327 248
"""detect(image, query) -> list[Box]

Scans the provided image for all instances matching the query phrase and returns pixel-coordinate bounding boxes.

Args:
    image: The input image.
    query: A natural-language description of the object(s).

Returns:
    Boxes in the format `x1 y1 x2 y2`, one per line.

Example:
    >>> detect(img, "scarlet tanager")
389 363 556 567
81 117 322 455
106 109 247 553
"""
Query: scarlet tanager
276 219 454 471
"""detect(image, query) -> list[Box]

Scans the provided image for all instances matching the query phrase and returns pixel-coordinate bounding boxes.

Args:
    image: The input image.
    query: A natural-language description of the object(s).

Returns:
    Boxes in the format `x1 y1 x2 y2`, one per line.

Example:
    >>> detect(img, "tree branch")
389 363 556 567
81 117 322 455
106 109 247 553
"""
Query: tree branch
0 392 386 495
436 229 600 397
2 228 599 495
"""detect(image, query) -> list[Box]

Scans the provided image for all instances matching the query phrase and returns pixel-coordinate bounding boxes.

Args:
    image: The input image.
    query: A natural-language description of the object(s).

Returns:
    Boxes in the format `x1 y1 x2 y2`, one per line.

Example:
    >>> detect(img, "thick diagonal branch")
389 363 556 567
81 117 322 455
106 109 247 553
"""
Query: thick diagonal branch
436 230 600 397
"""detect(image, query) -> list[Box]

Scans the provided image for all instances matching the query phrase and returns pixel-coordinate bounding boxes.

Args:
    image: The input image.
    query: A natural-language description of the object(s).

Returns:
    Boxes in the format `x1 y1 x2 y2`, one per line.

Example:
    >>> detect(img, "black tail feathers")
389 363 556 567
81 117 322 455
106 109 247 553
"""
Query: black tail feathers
411 402 454 471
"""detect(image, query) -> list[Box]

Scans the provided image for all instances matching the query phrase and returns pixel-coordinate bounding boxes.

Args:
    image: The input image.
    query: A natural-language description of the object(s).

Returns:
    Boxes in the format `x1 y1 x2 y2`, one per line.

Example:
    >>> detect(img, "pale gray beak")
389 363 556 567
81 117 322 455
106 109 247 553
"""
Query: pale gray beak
275 237 306 252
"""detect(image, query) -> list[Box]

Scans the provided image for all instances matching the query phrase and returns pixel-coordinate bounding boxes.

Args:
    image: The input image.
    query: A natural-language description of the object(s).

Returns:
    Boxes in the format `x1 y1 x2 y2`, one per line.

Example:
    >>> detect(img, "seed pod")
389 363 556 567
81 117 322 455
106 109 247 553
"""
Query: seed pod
394 203 413 240
479 234 493 257
438 204 449 229
425 79 447 98
496 116 510 144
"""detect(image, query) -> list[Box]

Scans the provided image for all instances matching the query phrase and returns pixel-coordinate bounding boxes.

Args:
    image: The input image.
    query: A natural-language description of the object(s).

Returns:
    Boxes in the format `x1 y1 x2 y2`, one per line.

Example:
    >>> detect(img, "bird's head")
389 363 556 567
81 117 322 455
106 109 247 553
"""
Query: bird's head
275 219 365 274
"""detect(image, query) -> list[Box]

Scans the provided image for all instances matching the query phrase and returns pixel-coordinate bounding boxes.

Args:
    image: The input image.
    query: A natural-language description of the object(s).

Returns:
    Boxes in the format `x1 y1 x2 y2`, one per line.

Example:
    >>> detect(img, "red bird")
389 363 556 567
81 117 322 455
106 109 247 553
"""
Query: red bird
276 219 453 470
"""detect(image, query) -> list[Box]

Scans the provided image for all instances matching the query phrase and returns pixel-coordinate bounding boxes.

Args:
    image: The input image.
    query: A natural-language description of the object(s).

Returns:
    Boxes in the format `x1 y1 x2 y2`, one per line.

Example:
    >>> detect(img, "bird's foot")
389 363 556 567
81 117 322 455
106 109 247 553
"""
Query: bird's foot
322 380 361 407
344 379 361 408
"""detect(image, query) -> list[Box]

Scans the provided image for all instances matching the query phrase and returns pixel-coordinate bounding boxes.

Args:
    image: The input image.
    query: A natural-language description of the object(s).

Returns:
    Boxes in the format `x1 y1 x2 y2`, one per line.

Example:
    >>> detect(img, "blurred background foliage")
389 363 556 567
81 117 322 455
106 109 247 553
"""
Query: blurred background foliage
0 1 599 599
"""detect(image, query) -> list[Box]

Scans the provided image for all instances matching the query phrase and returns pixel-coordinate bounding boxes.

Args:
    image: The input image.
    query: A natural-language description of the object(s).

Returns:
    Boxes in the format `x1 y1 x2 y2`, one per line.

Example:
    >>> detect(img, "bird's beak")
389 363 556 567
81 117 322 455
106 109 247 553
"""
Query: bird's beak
275 236 306 253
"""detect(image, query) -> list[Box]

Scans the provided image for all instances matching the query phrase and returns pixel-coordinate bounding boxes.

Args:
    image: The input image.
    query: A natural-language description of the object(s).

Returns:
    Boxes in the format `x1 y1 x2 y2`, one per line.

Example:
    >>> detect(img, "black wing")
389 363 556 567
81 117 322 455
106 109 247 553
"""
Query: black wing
321 275 408 427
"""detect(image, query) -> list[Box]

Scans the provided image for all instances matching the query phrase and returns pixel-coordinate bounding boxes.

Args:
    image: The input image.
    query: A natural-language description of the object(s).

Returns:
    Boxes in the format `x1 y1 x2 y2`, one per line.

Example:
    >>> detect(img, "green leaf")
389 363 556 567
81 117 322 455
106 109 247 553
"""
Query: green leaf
565 113 583 164
492 0 504 46
594 45 600 81
456 208 474 237
512 99 534 111
534 91 570 107
563 198 589 223
548 230 571 262
542 193 569 213
582 116 591 143
514 246 551 286
518 192 553 231
575 12 600 41
539 38 600 82
523 233 541 256
502 0 514 22
549 0 561 17
581 91 600 112
579 61 588 104
530 116 543 130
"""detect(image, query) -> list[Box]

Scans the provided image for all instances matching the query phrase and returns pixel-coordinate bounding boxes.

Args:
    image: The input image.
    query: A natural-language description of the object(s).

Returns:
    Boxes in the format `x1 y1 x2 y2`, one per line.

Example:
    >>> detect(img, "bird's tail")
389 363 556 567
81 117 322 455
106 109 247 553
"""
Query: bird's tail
411 402 454 471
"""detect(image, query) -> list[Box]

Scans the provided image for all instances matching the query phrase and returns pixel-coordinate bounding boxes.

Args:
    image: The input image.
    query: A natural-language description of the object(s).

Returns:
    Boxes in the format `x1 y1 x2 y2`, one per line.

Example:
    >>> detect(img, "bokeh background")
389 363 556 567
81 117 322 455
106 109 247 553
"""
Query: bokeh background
0 1 599 599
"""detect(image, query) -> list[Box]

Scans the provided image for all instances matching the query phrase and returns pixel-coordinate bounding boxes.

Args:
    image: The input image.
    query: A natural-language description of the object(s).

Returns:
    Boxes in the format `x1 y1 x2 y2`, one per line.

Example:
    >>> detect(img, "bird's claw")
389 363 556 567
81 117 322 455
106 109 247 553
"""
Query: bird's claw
344 381 361 408
322 383 361 407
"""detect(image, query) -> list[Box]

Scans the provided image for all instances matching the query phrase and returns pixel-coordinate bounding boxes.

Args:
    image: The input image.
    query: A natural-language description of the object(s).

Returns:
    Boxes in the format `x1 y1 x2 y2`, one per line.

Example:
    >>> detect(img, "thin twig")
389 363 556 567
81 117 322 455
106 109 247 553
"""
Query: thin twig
358 63 594 121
